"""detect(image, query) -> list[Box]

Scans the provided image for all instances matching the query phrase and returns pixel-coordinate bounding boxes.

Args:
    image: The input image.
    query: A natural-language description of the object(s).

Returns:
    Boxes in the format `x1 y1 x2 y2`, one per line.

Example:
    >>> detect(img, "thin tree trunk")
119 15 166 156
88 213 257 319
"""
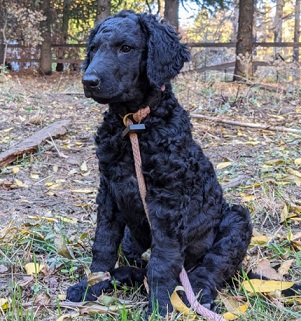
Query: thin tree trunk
273 0 284 60
0 2 6 71
56 0 70 72
293 0 300 80
164 0 179 30
233 0 255 82
95 0 111 23
39 0 52 75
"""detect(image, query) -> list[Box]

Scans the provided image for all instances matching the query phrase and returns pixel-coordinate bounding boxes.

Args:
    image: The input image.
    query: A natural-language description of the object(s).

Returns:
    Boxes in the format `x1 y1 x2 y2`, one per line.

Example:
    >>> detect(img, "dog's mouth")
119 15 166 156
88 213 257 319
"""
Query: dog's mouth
83 86 116 104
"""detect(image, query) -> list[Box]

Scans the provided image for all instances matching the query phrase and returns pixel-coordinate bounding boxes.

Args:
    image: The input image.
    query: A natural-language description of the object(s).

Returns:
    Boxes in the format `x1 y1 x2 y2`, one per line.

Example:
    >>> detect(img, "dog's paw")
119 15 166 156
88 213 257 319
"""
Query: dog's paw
66 278 113 302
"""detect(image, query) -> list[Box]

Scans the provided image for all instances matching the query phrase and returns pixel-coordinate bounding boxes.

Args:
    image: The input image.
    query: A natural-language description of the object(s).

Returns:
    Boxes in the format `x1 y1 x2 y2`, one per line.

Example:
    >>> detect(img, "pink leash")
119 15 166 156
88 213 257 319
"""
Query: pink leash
124 107 226 321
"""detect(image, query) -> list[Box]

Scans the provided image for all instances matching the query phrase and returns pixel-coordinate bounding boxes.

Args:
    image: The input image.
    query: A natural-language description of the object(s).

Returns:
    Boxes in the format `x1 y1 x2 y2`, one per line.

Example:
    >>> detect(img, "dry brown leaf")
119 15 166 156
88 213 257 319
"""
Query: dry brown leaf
278 260 294 277
253 259 282 280
87 272 111 286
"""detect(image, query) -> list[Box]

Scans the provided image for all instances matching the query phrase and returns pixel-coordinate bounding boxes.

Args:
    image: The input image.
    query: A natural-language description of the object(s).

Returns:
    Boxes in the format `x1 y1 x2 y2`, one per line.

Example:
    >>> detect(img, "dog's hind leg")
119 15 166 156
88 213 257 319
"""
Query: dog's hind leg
188 203 252 309
121 226 151 267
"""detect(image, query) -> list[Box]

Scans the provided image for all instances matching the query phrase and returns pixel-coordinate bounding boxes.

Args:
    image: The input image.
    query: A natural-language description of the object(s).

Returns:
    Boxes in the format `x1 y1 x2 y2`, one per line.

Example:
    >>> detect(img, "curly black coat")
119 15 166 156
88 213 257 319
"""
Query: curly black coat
66 10 252 315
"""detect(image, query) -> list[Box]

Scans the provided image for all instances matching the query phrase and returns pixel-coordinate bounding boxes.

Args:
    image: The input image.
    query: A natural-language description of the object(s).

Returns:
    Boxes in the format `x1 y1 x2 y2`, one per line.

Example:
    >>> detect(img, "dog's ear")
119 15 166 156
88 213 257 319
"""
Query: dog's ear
82 22 103 71
139 14 190 88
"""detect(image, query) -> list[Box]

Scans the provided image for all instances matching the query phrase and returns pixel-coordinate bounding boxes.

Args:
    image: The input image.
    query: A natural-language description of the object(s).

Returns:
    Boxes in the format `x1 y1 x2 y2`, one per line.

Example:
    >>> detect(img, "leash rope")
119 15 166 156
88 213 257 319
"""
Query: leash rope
124 107 225 321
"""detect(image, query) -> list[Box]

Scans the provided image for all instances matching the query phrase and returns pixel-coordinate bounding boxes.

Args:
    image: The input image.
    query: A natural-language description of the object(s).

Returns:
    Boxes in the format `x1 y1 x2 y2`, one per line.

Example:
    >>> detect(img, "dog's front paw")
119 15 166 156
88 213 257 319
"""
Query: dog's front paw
67 278 113 302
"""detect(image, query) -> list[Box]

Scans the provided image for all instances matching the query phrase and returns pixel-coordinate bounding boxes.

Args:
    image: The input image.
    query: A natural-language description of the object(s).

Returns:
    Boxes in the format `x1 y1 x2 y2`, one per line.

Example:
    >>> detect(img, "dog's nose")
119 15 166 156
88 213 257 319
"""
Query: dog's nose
82 74 100 88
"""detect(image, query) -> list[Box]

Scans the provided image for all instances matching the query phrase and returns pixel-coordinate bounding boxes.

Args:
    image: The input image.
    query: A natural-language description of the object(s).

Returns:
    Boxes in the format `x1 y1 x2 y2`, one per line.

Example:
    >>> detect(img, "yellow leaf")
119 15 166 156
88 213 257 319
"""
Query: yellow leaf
244 183 261 189
71 189 94 194
80 161 88 172
30 173 40 179
292 241 301 251
240 193 255 202
12 166 20 174
295 158 301 165
216 162 232 170
55 216 77 224
280 204 290 222
242 279 294 293
223 311 239 320
250 236 270 246
24 263 44 275
15 179 28 188
0 298 9 310
291 205 301 213
222 303 249 320
264 159 285 166
287 168 301 178
57 294 66 301
171 286 196 317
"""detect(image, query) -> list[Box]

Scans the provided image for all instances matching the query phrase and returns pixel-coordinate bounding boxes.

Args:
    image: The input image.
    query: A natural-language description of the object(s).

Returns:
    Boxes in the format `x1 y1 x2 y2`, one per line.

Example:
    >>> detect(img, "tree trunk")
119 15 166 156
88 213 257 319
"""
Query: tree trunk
0 3 6 71
164 0 179 30
56 0 70 72
95 0 111 23
273 0 284 59
233 0 254 82
293 0 300 81
39 0 52 75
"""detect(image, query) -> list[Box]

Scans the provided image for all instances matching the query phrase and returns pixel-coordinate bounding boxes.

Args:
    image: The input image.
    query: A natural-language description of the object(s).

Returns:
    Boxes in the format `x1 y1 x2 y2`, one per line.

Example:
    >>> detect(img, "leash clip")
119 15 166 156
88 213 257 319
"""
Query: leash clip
122 124 146 137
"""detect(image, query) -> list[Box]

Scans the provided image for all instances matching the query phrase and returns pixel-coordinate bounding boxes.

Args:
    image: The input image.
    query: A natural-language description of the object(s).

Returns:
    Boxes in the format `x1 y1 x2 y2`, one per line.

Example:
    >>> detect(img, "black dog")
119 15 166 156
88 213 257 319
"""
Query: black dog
66 10 252 316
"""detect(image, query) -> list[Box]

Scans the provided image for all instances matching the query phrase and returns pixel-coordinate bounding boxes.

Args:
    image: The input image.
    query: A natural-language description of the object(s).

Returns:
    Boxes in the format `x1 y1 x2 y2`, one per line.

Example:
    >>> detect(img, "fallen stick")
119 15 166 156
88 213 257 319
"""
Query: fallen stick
0 119 71 167
191 114 301 134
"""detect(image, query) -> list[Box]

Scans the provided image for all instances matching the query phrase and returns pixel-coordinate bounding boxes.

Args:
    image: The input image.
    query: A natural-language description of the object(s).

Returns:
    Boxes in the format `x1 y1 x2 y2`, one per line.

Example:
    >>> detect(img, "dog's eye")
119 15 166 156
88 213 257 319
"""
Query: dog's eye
120 45 132 53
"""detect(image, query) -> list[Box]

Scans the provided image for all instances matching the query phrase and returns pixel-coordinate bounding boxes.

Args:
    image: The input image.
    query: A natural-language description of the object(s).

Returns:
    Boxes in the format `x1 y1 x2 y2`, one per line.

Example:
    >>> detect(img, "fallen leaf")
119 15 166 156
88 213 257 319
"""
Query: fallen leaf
0 298 9 310
0 265 8 273
253 259 282 280
88 272 111 286
240 193 256 202
80 161 88 172
11 166 20 174
24 263 44 275
15 178 28 188
55 216 77 224
216 162 232 170
56 312 80 321
264 159 285 166
222 302 249 320
71 189 94 194
54 235 74 259
171 286 195 317
250 235 271 246
242 279 294 293
278 260 294 277
34 292 51 305
287 168 301 178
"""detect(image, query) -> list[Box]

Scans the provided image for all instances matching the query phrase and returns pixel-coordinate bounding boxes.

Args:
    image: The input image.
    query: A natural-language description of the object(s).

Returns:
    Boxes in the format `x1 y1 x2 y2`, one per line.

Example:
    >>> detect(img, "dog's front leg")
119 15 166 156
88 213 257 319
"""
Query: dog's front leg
146 228 183 316
67 178 125 302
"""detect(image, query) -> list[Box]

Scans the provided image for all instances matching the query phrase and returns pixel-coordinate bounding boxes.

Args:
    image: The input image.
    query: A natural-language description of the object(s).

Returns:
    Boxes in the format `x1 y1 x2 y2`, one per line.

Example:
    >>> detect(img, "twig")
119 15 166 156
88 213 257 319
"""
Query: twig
0 119 71 167
190 114 301 134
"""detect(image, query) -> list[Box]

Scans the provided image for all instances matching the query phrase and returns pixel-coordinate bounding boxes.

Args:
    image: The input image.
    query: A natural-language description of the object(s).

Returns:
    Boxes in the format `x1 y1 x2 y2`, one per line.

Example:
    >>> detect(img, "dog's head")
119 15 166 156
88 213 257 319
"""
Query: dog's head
82 10 190 107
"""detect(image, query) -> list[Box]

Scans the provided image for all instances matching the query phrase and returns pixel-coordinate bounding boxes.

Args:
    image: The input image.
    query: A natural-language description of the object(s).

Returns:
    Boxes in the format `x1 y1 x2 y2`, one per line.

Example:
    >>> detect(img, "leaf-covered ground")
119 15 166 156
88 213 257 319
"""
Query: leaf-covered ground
0 71 301 320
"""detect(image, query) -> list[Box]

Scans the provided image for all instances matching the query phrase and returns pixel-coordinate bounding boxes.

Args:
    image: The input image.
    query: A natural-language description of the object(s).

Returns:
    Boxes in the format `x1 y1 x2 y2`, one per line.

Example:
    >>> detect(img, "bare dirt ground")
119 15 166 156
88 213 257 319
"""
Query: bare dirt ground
1 71 301 320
